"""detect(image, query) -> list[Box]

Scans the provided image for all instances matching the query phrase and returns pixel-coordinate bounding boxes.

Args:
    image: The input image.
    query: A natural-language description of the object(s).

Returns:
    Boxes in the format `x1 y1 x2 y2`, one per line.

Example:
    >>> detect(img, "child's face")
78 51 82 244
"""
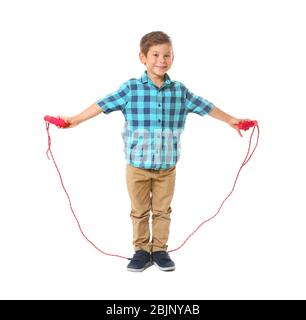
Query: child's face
139 43 174 79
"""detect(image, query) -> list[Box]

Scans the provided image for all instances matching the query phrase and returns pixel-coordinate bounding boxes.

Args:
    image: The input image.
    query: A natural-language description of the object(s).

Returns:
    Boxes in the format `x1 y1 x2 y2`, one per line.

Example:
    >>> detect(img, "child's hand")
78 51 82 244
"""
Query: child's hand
56 116 78 129
228 118 251 137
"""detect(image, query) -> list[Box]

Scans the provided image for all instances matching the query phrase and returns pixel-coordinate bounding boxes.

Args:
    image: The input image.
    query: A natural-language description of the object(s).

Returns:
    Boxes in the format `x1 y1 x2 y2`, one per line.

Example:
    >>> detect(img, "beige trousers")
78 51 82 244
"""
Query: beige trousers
126 164 176 253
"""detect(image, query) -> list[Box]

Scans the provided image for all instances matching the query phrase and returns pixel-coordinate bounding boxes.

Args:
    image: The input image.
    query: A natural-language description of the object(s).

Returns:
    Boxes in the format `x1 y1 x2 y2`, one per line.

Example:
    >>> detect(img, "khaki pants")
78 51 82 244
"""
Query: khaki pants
126 164 176 253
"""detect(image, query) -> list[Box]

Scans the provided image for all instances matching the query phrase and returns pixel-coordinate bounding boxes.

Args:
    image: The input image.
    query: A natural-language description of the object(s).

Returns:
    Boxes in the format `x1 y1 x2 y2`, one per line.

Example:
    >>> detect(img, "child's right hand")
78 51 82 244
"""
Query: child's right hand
56 116 78 128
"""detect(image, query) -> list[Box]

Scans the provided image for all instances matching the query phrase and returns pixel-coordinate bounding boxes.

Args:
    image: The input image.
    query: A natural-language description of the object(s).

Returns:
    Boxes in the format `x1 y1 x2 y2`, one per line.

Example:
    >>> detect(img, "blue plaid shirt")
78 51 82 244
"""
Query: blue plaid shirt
97 71 215 169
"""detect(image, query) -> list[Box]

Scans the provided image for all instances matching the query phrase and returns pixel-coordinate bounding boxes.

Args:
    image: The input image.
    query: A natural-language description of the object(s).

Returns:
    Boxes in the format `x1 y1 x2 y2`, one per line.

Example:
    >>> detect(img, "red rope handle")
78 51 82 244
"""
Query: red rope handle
45 122 259 259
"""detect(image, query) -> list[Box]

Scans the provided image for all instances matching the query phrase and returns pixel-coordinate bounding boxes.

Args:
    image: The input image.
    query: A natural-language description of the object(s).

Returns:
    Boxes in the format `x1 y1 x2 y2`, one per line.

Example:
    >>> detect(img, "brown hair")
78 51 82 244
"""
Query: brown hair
140 31 172 56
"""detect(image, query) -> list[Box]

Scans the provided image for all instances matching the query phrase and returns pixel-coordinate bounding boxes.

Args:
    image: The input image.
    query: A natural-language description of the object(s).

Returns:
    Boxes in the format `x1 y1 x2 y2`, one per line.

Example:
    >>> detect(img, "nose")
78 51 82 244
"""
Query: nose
159 56 167 64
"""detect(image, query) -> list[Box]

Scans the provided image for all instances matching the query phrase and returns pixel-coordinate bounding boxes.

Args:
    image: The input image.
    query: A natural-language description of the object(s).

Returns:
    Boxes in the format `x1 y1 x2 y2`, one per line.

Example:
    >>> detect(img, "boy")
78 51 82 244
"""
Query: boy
59 31 245 272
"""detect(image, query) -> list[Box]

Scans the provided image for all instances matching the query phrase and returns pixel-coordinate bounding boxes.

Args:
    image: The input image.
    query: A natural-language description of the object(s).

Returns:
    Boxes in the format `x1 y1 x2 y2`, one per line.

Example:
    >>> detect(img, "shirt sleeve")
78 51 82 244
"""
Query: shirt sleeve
96 81 130 114
184 86 215 116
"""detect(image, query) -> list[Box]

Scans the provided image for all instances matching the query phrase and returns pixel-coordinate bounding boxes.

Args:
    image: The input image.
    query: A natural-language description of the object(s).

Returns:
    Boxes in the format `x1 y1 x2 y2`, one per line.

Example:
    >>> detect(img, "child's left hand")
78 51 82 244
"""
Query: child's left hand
228 118 251 137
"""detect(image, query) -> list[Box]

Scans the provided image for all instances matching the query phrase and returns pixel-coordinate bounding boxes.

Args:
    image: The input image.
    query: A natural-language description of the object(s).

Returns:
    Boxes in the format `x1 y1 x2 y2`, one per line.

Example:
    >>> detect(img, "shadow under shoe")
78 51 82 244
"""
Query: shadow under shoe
127 250 152 272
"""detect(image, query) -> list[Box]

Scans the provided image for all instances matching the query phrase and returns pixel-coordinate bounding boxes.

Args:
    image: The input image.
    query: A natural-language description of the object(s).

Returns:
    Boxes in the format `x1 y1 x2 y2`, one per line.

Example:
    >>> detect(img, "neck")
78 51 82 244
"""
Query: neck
147 71 165 88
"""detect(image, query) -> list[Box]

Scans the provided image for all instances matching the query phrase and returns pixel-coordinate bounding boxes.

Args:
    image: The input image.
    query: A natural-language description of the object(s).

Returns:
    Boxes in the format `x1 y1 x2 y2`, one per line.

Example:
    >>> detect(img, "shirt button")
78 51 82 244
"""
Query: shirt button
158 119 161 122
158 104 161 107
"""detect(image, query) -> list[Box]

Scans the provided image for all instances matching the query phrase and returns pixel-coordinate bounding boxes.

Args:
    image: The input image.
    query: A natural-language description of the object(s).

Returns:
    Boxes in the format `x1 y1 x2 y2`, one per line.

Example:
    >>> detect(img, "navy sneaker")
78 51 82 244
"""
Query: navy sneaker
152 251 175 271
127 250 152 272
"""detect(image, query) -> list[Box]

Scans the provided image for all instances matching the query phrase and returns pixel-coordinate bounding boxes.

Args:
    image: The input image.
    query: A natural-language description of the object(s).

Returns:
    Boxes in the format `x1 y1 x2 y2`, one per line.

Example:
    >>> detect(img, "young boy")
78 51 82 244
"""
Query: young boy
59 31 245 272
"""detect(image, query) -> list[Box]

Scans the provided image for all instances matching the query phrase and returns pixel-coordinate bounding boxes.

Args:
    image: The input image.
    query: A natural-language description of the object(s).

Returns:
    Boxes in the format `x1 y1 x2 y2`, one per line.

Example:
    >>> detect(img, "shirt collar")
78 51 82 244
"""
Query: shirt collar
140 71 172 87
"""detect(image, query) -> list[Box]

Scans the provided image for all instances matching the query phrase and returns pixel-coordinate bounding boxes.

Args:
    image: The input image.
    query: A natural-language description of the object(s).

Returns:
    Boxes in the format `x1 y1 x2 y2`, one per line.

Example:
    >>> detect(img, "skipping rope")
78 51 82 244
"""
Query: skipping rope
44 116 259 260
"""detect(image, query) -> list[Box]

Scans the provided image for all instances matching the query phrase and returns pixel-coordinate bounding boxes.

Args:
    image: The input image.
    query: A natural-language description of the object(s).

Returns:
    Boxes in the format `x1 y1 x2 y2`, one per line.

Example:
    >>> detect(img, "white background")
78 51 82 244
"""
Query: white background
1 0 305 300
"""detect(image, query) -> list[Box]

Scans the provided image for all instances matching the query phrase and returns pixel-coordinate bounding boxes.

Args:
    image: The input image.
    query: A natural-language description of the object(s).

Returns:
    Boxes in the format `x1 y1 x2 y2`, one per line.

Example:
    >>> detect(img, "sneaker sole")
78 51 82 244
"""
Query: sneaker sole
153 262 175 272
127 261 152 272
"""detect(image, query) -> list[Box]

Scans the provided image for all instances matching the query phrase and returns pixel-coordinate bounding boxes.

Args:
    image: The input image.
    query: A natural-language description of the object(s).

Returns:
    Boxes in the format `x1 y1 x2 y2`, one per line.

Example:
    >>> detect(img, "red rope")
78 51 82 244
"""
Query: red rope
169 125 259 253
45 123 129 260
45 122 259 259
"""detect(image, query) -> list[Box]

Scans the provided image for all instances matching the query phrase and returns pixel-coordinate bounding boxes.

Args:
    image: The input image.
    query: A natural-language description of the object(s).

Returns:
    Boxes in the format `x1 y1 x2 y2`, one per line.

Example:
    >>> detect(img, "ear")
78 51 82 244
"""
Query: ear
139 52 146 65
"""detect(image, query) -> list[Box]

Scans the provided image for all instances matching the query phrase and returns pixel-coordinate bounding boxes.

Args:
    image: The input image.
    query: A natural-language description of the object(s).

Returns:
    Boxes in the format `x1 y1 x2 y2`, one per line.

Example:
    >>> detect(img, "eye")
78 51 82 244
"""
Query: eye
153 54 159 57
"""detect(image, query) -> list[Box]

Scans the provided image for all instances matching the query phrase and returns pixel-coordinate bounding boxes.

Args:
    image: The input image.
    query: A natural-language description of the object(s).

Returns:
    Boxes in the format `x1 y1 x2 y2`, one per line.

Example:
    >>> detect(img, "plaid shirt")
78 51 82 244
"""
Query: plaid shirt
97 71 214 169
